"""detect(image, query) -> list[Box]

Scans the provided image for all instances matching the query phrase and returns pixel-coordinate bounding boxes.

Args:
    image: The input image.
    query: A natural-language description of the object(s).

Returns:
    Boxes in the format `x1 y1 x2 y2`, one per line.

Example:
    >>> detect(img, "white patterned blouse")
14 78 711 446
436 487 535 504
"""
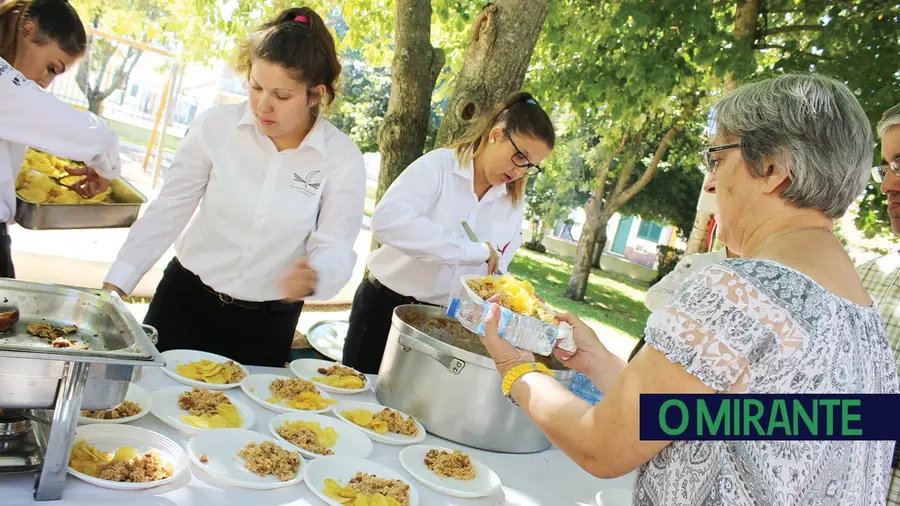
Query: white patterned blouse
633 259 899 505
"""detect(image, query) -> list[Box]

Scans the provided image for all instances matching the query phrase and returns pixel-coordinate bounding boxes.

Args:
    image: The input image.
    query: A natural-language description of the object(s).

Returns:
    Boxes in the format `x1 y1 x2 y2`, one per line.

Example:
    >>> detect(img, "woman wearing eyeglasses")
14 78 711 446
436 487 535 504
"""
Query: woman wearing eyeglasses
473 75 897 505
341 92 555 374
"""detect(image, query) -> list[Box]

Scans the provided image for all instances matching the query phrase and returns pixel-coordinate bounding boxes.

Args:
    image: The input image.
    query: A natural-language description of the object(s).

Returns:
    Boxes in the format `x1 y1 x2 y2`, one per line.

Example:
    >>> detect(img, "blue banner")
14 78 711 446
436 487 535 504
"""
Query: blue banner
639 394 900 440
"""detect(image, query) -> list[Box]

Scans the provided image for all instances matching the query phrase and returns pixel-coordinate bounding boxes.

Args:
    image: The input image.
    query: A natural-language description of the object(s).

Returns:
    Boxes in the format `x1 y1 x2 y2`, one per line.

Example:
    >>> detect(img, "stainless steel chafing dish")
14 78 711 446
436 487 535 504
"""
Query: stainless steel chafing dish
14 177 148 230
0 278 164 501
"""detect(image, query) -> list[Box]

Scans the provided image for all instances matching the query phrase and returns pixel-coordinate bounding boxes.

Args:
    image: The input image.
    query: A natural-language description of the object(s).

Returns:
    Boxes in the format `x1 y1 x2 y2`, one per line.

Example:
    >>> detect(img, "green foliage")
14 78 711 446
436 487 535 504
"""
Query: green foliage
652 245 684 287
329 59 391 153
752 1 900 238
524 108 593 246
619 123 706 236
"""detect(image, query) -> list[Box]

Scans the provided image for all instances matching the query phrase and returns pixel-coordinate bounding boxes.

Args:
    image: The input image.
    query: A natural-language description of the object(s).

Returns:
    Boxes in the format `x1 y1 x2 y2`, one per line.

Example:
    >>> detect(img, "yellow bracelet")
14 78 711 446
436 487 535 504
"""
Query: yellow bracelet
501 362 554 396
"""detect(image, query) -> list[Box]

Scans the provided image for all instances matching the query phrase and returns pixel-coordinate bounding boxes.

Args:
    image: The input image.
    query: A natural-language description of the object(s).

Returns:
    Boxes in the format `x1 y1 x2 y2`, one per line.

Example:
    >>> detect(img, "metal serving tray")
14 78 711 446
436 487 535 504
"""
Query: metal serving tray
0 279 163 410
14 177 148 230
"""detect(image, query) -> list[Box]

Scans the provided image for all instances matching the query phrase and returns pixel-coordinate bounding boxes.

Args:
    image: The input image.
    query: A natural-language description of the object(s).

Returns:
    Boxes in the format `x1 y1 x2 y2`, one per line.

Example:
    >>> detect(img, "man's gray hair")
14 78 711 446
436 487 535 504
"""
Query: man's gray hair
877 104 900 138
713 73 872 219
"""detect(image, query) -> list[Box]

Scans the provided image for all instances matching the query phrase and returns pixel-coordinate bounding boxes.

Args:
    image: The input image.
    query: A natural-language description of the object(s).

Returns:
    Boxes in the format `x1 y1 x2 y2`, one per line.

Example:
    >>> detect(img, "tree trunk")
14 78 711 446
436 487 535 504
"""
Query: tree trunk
684 0 760 255
87 97 103 115
566 127 679 301
685 210 711 254
435 0 551 147
590 225 608 268
371 0 445 251
565 193 606 301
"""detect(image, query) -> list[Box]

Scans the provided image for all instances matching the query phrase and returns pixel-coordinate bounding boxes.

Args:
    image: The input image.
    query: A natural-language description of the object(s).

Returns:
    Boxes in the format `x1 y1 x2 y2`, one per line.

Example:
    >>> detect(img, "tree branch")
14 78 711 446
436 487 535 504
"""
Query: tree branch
756 44 835 61
764 24 825 36
611 133 646 198
613 126 680 208
592 133 628 203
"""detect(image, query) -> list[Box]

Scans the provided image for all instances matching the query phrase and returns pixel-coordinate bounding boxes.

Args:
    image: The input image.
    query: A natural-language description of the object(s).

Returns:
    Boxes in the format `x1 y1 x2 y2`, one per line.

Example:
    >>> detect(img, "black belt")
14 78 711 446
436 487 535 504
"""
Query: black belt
175 258 301 311
0 223 7 236
367 274 438 307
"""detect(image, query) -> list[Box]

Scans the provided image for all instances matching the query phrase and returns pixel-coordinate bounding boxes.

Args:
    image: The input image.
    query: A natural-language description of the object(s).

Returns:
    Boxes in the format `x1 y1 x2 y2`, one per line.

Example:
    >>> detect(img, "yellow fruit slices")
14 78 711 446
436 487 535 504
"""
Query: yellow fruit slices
16 150 112 204
313 374 366 389
467 274 557 324
176 359 246 385
323 478 405 506
180 402 243 429
276 420 339 455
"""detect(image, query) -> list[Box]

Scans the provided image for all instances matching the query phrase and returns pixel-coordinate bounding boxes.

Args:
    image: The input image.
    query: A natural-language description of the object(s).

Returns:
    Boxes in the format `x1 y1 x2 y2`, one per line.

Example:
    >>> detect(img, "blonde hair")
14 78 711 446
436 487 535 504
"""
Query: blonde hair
450 91 555 207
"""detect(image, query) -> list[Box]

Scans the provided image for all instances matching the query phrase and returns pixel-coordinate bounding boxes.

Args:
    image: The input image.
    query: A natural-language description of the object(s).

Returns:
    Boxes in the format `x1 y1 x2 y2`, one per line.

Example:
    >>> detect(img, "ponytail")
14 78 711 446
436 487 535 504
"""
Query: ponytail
237 7 341 111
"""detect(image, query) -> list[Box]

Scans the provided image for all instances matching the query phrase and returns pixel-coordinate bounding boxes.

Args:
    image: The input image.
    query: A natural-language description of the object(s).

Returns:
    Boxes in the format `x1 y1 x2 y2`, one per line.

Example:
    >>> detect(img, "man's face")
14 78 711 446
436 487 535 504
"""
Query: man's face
880 126 900 235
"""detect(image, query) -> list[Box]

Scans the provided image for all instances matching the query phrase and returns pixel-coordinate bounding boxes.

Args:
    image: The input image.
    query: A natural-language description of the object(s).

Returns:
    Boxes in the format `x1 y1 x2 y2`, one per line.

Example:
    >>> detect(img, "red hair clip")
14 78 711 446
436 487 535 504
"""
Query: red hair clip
294 15 309 24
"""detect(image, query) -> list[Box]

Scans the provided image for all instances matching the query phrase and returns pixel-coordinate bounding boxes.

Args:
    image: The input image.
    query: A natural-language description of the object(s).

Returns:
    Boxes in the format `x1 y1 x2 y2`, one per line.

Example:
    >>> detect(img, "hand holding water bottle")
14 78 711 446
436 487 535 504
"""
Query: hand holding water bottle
479 296 536 377
553 313 614 381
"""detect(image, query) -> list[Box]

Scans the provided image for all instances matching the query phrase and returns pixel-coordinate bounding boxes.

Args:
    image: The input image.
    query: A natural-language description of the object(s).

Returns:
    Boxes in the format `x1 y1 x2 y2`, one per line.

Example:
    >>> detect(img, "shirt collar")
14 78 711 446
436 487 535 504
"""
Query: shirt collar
238 102 329 157
453 156 508 202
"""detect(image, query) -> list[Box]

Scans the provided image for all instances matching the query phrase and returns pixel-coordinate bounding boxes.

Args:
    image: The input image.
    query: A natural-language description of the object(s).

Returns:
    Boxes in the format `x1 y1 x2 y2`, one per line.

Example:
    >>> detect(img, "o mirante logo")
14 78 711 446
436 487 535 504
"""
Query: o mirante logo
639 394 900 441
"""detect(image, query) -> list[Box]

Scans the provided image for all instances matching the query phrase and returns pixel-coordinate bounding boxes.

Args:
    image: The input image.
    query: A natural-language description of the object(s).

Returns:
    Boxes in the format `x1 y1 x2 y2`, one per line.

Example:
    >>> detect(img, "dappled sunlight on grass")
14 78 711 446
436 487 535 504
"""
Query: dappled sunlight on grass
508 249 650 358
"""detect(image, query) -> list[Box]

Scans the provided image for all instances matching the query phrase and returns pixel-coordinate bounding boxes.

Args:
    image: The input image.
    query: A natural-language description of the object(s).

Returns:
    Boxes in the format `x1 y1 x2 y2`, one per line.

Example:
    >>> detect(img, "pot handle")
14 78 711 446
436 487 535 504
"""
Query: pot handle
397 333 466 375
141 324 158 345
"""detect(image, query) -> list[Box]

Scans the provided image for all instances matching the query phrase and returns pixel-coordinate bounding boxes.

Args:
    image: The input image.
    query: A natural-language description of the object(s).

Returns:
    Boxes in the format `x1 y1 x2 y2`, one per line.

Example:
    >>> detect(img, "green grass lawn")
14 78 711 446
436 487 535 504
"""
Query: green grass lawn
508 249 650 358
108 119 181 154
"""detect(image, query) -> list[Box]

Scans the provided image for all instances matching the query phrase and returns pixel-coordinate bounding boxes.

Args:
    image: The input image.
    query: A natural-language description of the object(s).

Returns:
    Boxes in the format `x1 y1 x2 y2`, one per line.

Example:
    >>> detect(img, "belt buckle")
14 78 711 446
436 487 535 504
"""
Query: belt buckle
218 292 234 304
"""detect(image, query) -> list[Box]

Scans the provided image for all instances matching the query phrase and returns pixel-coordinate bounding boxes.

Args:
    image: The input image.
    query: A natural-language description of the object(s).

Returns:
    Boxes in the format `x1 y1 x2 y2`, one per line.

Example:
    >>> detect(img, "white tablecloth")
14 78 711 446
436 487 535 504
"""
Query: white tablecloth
2 366 634 505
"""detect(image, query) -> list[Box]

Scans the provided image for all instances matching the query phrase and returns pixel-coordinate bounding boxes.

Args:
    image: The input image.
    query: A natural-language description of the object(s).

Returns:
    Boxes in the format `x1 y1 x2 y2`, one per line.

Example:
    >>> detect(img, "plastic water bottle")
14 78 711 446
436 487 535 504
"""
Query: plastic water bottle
446 298 575 356
569 372 604 405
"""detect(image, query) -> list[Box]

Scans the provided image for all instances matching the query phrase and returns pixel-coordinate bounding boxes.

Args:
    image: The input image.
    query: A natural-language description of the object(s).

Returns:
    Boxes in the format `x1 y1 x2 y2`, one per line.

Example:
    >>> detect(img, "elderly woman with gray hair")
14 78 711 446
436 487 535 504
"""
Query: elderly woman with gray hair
477 74 899 505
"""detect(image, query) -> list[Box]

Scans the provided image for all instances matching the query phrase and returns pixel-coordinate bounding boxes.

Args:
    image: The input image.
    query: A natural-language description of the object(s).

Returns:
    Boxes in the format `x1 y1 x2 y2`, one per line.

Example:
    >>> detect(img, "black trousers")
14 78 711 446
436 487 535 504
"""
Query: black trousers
342 276 436 374
0 224 14 279
144 258 304 367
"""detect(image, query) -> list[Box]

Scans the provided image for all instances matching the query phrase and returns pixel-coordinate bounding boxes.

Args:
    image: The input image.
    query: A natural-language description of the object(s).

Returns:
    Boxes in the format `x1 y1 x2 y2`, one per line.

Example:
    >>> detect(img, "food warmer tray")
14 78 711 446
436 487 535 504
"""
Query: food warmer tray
14 177 148 230
0 278 164 500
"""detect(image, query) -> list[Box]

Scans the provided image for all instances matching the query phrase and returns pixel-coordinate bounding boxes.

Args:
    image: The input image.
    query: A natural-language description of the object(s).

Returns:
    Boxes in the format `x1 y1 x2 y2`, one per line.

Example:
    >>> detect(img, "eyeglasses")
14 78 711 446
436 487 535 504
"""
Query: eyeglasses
700 143 741 175
871 156 900 183
504 130 543 176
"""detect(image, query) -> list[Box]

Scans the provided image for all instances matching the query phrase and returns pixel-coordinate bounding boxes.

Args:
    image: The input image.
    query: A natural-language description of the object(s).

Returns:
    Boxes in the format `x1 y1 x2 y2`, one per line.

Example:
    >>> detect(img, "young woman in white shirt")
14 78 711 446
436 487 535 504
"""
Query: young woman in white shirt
342 92 555 373
103 7 366 366
0 0 121 277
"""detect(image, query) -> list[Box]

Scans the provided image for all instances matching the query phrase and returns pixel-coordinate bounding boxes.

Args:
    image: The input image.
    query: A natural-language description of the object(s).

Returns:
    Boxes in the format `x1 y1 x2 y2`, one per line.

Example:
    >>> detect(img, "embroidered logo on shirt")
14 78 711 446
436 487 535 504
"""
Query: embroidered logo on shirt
292 170 322 197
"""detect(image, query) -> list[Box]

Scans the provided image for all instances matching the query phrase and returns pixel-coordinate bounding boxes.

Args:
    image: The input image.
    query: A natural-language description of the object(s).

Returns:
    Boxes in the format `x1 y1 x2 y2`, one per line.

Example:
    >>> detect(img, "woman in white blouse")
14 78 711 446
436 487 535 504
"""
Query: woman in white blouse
0 0 121 277
342 92 555 373
103 7 366 366
478 74 898 505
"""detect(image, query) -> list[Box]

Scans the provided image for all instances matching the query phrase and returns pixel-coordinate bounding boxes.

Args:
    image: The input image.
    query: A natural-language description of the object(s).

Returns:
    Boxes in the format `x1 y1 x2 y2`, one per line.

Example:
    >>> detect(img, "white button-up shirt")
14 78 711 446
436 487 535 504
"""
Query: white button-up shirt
367 148 525 305
106 102 366 302
0 56 121 223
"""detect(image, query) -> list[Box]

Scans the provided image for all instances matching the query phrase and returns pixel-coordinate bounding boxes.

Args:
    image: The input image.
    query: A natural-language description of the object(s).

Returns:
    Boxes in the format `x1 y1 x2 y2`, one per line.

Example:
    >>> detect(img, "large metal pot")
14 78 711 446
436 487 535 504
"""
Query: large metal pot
375 305 576 454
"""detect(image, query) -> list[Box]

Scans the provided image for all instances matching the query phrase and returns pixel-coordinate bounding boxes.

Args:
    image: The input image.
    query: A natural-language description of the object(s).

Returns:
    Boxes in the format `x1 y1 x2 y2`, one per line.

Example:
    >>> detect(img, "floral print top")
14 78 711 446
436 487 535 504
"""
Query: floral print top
633 259 898 506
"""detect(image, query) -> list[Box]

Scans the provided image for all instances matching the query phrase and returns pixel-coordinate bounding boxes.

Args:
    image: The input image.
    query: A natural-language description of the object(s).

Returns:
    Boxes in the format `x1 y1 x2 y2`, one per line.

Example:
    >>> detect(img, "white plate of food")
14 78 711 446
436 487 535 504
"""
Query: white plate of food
269 412 373 460
332 401 426 446
149 386 255 435
240 373 336 414
303 455 419 506
187 428 304 490
67 424 188 490
289 358 370 395
79 383 152 425
398 445 501 499
160 349 248 390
